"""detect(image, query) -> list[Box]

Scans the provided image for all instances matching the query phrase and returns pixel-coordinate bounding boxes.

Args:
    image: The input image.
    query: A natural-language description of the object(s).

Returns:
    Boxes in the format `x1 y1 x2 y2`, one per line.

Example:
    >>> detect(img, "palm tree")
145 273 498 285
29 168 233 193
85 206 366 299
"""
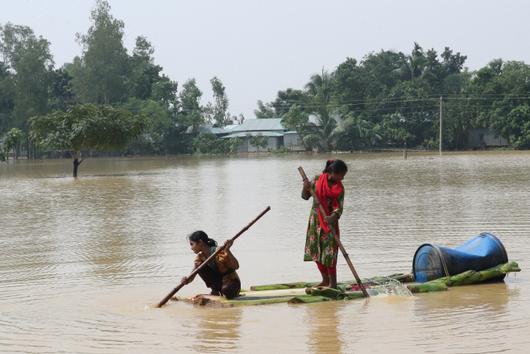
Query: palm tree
303 70 341 151
401 42 427 81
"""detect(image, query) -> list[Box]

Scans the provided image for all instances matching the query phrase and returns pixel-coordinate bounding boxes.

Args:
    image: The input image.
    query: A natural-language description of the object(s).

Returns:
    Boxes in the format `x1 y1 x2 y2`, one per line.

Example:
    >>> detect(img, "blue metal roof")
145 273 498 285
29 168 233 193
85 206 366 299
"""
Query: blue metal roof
230 118 285 132
221 131 284 139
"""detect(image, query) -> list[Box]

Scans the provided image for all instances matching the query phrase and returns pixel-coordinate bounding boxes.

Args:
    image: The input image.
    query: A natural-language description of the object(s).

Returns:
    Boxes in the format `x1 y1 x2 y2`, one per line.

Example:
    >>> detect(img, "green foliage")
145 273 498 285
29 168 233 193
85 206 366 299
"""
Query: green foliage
177 79 204 132
0 23 53 129
128 36 160 100
121 98 171 153
2 127 24 158
303 71 341 151
192 133 240 154
71 0 129 104
0 60 15 133
30 104 146 153
205 77 231 127
259 43 488 151
128 35 179 111
254 100 276 118
248 134 268 151
334 114 380 151
151 76 179 109
3 127 24 149
282 104 309 132
49 67 76 111
3 3 530 157
496 104 530 149
333 57 366 107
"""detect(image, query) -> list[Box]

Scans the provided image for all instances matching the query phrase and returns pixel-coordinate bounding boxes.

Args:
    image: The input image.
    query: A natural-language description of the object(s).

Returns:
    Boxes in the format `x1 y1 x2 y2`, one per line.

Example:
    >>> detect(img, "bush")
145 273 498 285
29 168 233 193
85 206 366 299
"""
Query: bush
192 134 240 154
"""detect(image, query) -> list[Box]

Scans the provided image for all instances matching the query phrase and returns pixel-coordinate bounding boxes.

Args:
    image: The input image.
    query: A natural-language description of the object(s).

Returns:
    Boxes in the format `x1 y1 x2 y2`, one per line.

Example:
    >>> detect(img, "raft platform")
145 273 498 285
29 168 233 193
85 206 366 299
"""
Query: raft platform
173 261 520 308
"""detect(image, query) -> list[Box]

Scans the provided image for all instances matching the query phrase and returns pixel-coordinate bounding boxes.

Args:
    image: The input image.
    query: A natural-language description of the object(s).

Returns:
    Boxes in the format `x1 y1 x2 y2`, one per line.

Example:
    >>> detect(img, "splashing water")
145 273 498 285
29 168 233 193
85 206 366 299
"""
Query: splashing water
370 278 414 297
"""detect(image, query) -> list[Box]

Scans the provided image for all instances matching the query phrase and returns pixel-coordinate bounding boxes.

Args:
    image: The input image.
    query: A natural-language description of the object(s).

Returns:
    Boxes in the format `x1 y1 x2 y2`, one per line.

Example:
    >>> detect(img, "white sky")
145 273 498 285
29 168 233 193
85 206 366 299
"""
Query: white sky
2 0 529 118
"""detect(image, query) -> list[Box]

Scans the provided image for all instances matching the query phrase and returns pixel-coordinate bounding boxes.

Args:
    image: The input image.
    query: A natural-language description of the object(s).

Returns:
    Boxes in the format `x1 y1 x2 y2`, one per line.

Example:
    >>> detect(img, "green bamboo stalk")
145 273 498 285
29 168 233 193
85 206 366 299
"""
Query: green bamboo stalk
407 261 520 294
178 262 521 306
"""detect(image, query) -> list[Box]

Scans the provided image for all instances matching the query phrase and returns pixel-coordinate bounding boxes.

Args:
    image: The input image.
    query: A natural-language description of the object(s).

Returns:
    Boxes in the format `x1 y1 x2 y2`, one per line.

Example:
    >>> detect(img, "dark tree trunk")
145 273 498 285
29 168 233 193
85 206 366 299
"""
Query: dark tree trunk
73 157 83 178
73 158 79 177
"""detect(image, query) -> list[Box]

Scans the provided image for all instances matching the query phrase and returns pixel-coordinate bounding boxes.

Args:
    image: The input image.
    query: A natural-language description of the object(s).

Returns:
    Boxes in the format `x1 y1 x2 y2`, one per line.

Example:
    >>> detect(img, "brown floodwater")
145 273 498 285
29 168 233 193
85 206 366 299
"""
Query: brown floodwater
0 152 528 353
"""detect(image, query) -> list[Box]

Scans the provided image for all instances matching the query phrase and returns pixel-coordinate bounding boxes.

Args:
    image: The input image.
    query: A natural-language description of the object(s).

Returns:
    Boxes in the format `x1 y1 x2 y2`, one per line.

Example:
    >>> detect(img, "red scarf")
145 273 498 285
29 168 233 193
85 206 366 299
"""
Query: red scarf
315 173 343 233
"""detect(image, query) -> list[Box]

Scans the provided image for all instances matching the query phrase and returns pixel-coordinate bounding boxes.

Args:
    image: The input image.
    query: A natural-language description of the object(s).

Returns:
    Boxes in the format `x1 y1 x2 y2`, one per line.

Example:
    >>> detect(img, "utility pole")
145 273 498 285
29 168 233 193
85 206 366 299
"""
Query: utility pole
439 96 443 156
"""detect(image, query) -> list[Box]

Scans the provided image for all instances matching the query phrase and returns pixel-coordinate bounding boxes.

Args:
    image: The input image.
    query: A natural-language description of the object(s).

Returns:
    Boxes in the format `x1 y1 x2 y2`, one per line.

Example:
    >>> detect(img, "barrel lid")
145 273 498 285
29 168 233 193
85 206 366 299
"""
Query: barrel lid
413 243 445 283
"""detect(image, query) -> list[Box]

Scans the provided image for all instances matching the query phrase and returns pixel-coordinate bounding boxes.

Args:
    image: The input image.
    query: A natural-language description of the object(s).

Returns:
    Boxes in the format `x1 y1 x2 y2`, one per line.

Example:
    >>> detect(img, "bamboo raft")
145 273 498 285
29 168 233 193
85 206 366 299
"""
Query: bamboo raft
173 261 520 307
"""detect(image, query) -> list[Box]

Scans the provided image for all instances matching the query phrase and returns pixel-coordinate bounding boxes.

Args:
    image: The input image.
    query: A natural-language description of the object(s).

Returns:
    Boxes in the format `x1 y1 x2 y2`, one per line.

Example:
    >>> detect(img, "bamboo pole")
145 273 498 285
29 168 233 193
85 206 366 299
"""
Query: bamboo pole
407 261 520 293
439 95 443 156
298 167 369 297
157 206 271 308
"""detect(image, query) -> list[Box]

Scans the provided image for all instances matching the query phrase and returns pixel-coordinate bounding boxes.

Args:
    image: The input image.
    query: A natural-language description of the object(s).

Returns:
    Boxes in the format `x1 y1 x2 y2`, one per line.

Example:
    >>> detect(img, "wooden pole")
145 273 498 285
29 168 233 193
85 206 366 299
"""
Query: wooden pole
157 206 271 308
298 167 369 297
439 96 443 156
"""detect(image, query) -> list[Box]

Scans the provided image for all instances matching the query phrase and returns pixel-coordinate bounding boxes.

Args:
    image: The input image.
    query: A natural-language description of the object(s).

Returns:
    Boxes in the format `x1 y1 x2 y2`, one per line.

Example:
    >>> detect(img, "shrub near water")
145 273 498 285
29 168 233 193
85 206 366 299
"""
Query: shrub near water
192 133 240 154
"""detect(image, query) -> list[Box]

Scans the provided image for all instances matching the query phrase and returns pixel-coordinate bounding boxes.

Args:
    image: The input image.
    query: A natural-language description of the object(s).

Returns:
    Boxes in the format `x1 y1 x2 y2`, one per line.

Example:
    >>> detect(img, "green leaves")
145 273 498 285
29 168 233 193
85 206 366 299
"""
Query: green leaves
248 134 268 150
192 133 239 154
1 127 24 159
71 0 129 104
501 104 530 149
177 79 204 133
30 104 146 153
0 23 53 129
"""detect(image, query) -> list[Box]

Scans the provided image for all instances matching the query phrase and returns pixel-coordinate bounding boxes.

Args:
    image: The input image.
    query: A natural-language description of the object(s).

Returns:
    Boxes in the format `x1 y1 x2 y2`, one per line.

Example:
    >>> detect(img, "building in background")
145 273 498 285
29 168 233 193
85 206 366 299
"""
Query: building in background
200 118 304 152
465 128 508 149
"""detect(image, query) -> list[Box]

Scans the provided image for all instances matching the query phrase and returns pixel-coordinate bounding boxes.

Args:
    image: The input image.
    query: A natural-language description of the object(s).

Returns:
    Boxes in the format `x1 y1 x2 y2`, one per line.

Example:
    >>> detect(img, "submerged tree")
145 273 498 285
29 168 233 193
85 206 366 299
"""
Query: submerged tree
2 127 24 159
30 104 146 177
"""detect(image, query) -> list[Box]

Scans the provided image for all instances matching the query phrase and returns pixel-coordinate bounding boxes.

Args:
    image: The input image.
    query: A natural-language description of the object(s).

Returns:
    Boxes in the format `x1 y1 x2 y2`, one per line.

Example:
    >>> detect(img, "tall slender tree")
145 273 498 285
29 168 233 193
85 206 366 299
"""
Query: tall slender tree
177 79 204 132
71 0 129 104
0 60 14 133
206 76 230 127
0 23 53 130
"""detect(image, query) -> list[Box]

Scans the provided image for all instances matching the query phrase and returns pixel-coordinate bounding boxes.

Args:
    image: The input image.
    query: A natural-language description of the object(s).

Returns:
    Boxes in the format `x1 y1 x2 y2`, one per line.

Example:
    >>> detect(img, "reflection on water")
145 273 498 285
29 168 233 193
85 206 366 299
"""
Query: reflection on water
305 302 344 354
194 308 242 353
1 152 530 353
410 283 523 354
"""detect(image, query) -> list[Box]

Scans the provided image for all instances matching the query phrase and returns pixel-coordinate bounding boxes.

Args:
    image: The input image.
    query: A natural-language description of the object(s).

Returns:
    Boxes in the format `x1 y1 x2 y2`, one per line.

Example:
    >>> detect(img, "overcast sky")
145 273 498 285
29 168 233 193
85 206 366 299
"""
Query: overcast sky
2 0 529 118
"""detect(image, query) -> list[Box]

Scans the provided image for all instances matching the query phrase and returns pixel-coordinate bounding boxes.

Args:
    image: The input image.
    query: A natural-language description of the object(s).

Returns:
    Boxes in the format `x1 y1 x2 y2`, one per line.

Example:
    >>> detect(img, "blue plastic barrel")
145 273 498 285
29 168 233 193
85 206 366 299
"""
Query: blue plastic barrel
413 233 508 283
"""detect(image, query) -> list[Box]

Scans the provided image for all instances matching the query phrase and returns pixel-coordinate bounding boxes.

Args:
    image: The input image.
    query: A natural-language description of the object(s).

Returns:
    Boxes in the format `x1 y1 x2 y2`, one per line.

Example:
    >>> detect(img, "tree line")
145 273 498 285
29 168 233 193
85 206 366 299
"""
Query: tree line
0 0 238 164
2 0 530 163
258 43 530 152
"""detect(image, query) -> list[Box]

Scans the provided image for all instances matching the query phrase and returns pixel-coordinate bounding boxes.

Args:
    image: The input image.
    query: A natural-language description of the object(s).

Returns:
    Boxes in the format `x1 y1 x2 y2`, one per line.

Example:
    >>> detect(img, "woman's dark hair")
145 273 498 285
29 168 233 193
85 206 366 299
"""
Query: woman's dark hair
188 230 217 247
323 159 348 174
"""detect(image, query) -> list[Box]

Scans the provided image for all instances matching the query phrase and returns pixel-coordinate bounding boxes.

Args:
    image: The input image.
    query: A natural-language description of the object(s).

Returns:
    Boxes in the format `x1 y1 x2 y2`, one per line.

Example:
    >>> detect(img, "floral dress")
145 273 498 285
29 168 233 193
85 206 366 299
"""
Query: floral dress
302 174 344 267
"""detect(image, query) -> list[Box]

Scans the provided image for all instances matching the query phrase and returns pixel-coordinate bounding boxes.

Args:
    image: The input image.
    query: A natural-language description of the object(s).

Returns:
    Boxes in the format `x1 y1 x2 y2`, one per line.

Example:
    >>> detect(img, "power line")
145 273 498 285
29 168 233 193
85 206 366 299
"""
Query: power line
262 95 530 113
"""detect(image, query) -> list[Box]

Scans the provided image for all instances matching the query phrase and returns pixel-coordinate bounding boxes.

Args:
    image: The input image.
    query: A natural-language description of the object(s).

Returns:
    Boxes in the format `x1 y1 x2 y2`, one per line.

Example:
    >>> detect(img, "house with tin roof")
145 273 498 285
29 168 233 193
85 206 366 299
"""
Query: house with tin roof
217 118 303 152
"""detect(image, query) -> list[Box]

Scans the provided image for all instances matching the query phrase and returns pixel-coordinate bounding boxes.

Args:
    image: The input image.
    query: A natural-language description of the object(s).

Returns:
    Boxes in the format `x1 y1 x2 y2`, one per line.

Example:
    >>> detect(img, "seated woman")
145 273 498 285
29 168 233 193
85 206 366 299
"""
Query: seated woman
181 230 241 299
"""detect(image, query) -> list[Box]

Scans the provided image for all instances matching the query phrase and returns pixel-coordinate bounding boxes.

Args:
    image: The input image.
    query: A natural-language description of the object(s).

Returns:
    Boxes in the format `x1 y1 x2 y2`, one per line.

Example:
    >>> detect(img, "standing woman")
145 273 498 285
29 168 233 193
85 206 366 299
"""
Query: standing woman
301 159 348 289
181 230 241 299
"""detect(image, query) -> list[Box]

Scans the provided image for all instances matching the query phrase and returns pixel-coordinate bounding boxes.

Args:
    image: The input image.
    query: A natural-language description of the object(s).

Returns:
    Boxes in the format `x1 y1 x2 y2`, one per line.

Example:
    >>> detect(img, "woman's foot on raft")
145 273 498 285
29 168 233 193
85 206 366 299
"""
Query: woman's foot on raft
314 284 338 290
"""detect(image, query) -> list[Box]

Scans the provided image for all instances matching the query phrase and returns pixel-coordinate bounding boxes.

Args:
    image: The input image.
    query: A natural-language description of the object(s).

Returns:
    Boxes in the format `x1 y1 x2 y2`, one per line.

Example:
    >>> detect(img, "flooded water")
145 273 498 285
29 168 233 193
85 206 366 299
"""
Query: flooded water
0 152 529 353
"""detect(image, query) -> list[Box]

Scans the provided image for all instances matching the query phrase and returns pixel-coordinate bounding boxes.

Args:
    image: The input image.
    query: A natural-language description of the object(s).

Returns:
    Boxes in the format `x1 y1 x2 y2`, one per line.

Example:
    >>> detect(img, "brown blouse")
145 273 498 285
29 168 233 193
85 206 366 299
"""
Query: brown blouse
195 246 240 285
